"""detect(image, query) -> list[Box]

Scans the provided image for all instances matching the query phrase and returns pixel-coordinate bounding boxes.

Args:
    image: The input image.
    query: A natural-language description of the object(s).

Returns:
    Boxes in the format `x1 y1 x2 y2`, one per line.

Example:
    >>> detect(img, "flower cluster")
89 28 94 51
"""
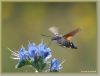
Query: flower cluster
9 40 64 72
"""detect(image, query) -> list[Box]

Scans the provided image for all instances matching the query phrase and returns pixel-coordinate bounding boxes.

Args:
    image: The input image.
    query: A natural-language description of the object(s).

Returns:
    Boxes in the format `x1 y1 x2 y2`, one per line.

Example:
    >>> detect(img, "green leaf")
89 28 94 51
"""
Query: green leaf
31 56 46 72
15 60 31 68
15 60 26 68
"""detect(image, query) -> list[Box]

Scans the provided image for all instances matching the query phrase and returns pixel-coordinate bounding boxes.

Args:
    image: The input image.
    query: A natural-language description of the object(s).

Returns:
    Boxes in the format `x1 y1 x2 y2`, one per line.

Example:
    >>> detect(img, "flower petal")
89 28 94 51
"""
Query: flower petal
28 42 37 58
50 58 62 71
19 47 27 60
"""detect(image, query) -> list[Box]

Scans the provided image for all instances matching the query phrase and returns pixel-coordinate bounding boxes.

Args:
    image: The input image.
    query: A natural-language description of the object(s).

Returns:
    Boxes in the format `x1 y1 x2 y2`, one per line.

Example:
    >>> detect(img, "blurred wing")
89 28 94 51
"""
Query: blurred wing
63 28 80 40
48 26 60 36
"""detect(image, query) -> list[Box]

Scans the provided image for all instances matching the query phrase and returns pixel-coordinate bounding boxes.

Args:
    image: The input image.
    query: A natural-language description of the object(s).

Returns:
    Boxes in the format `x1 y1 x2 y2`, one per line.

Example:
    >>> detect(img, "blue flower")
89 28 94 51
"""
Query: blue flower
37 40 52 61
8 46 28 61
10 40 52 61
28 42 38 59
9 39 66 72
9 46 30 68
19 46 29 61
50 58 62 72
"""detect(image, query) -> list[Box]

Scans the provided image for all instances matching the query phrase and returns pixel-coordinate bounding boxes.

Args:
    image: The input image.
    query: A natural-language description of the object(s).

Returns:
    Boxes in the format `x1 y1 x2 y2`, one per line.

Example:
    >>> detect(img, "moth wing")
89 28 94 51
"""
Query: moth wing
48 26 61 36
63 28 80 40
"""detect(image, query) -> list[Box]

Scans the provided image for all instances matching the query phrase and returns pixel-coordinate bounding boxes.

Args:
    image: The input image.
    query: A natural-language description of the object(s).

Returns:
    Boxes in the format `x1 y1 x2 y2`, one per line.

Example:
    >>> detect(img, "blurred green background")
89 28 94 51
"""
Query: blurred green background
2 2 97 73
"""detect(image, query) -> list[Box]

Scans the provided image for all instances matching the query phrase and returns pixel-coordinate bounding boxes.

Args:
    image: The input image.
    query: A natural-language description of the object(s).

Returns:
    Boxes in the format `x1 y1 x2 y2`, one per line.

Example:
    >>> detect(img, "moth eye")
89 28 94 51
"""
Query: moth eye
71 43 72 46
70 42 73 47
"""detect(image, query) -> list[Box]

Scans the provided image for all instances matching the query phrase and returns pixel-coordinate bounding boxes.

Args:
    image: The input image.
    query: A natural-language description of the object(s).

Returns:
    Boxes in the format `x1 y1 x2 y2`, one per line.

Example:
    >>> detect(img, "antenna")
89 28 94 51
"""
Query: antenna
41 34 51 37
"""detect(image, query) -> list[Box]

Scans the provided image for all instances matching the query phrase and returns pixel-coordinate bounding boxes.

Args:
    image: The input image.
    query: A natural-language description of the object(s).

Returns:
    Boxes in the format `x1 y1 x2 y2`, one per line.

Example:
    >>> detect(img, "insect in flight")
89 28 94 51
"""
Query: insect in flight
42 26 80 49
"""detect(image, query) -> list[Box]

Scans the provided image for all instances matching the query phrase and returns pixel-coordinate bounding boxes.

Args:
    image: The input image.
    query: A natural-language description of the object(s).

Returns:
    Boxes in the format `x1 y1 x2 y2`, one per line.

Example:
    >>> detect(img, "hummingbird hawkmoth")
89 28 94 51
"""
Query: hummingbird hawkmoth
42 26 80 49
